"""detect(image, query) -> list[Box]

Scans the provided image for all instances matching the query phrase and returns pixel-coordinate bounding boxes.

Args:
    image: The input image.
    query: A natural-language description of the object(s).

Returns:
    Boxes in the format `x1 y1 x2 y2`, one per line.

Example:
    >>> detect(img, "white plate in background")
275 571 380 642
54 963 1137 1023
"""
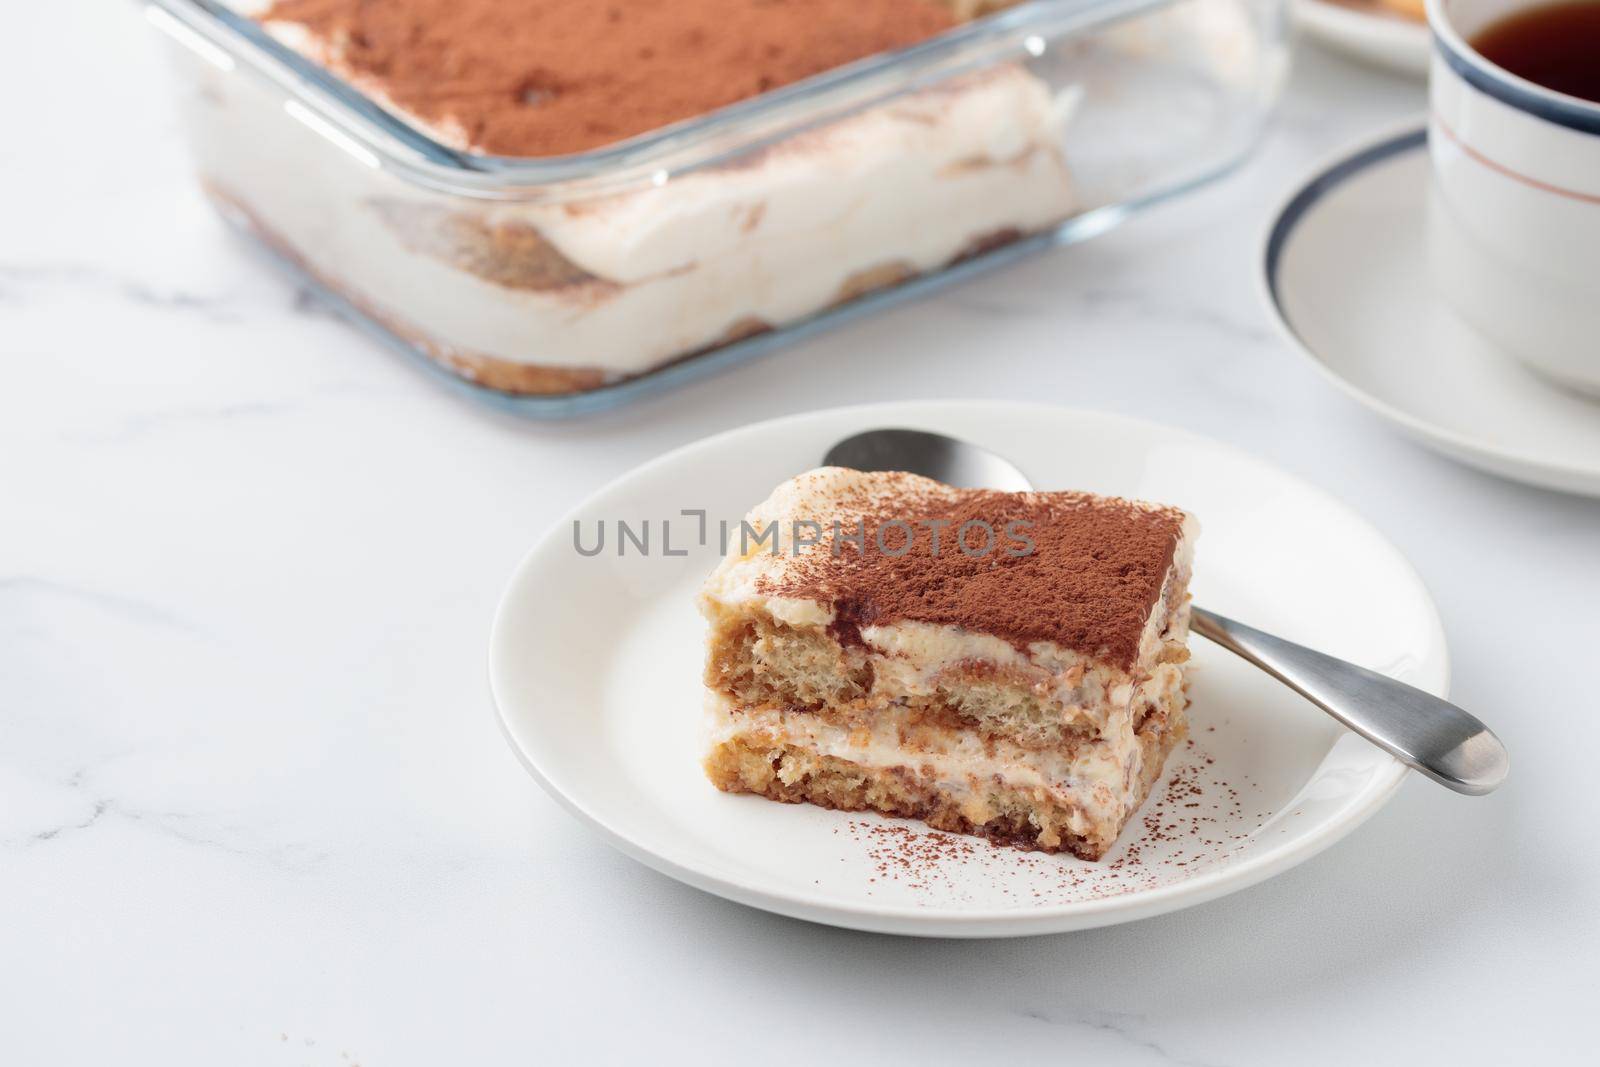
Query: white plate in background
490 401 1438 936
1264 126 1600 498
1295 0 1430 78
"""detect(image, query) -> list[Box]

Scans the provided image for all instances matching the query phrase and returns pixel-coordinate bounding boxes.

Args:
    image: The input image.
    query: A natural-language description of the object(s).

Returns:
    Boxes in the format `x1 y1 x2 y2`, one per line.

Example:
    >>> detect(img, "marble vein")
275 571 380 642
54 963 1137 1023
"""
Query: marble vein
0 262 243 321
0 577 201 634
1020 1007 1232 1067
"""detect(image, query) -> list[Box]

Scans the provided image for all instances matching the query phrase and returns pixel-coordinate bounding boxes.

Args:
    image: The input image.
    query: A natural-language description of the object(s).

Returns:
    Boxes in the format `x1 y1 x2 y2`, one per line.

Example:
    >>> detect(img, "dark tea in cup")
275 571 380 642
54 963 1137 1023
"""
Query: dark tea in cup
1471 1 1600 104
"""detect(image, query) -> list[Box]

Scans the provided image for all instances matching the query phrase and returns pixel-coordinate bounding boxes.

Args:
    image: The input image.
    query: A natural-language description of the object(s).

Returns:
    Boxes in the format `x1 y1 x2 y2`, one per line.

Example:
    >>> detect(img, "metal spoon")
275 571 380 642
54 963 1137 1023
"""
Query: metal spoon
823 428 1509 796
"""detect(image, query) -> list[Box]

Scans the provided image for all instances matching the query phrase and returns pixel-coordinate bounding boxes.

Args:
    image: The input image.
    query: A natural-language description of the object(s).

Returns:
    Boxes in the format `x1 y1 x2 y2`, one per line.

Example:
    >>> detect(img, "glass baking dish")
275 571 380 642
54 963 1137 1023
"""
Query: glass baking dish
146 0 1288 417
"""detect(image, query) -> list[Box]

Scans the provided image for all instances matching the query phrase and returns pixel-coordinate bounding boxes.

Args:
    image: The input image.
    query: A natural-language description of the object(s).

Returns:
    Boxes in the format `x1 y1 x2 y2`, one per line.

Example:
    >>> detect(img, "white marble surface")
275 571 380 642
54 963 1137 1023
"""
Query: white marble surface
5 3 1597 1064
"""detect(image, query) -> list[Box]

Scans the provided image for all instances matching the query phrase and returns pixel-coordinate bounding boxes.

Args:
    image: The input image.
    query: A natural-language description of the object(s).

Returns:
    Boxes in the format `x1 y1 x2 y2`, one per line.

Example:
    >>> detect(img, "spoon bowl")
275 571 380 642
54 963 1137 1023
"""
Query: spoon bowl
824 428 1035 491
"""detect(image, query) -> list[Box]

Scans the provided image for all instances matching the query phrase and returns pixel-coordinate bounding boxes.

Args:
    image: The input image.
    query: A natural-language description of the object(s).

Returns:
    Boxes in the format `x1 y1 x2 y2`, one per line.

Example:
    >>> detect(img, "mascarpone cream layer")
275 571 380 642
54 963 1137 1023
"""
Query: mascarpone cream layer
705 662 1182 834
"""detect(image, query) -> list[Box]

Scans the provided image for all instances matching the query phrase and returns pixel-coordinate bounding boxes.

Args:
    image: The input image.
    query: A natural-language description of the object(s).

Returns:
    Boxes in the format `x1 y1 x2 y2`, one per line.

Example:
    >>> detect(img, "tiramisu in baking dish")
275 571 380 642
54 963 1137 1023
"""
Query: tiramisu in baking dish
699 468 1197 858
147 0 1287 413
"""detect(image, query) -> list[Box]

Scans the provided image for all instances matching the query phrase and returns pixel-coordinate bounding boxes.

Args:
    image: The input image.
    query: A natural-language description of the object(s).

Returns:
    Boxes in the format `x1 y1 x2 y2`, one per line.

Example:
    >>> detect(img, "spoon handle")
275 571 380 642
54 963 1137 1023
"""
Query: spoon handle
1188 607 1508 795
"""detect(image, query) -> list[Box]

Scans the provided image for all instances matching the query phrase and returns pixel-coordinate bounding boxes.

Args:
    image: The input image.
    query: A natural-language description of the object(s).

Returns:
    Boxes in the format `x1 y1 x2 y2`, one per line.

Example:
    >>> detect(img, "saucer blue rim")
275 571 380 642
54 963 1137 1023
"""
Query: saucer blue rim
1263 126 1425 319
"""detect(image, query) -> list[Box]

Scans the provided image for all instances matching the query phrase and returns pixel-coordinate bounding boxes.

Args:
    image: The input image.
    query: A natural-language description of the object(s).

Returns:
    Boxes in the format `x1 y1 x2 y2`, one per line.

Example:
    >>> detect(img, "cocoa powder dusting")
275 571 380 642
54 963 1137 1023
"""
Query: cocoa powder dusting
758 473 1189 671
260 0 958 157
835 734 1270 904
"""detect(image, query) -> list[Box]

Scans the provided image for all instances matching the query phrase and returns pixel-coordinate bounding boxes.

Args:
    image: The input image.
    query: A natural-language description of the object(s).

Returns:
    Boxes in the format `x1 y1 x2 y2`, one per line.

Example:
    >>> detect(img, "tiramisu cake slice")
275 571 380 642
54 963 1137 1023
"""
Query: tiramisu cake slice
699 468 1198 859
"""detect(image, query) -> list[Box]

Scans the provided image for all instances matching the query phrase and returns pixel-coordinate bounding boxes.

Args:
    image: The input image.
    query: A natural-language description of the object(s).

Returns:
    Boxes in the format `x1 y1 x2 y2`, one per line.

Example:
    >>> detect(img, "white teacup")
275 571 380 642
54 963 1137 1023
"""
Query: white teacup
1427 0 1600 398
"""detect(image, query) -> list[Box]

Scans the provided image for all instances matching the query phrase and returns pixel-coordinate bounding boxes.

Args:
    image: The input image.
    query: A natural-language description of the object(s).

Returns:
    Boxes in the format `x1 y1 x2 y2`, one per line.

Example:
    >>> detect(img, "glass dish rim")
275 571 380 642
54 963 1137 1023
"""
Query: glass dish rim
147 0 1174 198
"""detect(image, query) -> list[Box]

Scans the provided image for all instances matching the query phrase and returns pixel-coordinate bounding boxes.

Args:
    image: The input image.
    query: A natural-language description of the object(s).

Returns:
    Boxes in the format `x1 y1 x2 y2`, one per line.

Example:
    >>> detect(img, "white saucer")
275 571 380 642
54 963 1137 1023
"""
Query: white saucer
1294 0 1430 78
489 402 1439 937
1264 125 1600 498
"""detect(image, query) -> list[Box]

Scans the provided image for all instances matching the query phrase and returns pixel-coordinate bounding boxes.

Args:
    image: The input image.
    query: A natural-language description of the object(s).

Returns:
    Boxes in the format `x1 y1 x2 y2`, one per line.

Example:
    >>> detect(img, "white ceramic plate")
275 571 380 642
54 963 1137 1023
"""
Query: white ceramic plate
1263 125 1600 498
1295 0 1430 78
490 402 1438 937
